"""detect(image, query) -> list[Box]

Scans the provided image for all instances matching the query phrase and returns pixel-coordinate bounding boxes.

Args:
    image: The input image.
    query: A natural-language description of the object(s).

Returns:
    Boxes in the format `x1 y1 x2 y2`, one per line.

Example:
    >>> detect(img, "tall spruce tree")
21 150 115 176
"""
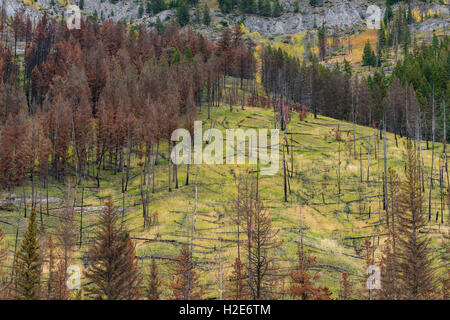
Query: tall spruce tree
202 4 211 26
14 208 41 300
146 257 162 300
396 143 435 299
176 0 190 27
169 244 202 300
226 257 248 299
379 168 401 299
272 0 282 17
85 196 141 300
261 0 271 17
339 272 353 300
288 244 332 300
362 40 376 67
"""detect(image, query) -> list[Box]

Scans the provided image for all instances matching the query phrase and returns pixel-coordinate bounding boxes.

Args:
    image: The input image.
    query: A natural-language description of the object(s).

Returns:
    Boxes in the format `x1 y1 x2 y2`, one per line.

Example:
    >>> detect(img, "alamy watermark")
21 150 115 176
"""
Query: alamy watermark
170 121 280 175
66 265 81 290
366 5 382 30
367 265 381 290
66 5 81 30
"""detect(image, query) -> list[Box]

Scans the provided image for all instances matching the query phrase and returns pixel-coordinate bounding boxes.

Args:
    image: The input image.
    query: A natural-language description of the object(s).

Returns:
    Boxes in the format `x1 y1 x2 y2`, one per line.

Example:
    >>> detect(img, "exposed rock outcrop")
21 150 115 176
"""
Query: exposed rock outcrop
2 0 448 37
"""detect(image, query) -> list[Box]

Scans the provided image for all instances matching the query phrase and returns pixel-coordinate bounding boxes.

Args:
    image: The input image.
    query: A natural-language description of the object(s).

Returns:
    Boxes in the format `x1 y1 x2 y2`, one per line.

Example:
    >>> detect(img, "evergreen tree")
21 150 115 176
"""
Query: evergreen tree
171 47 181 65
338 272 353 300
79 0 84 10
272 0 282 17
362 40 376 67
379 168 401 300
14 209 41 300
378 22 386 49
138 3 144 18
184 45 194 63
155 16 164 34
317 23 327 61
218 0 233 14
288 244 332 300
202 4 211 26
407 4 414 24
343 58 352 77
150 0 166 15
396 143 436 299
384 0 393 24
146 257 162 300
257 0 263 14
240 0 256 14
226 258 248 299
193 5 201 24
294 0 299 13
261 0 271 17
85 197 141 300
169 244 202 300
176 0 190 27
245 199 282 299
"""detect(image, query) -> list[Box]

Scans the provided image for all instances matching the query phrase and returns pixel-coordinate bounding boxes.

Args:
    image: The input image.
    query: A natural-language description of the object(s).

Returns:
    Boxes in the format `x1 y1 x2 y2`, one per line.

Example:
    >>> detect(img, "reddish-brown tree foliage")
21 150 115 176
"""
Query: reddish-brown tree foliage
169 244 202 300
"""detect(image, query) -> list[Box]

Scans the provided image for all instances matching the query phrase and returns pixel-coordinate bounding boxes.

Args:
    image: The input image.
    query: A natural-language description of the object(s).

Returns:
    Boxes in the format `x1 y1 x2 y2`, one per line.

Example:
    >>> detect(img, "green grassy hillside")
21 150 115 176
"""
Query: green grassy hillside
1 102 447 298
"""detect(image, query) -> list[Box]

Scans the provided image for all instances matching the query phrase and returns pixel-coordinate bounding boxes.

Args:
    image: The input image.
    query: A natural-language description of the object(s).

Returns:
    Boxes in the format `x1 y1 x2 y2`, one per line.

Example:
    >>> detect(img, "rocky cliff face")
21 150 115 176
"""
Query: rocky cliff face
2 0 141 22
242 1 367 35
2 0 448 36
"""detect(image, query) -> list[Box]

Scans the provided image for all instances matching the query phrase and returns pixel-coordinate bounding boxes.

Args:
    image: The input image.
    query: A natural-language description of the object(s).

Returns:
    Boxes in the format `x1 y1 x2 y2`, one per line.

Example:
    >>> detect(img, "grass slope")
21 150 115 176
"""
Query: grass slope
0 103 448 298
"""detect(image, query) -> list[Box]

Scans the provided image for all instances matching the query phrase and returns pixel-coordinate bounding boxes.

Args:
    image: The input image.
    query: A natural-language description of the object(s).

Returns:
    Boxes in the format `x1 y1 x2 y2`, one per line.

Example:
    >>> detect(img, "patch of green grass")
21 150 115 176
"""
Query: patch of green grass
0 102 447 299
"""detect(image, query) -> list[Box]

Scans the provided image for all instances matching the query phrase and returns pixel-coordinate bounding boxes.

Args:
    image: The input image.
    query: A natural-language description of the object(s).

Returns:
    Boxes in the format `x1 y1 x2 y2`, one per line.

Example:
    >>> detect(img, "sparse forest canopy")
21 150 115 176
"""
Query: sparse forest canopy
261 36 449 142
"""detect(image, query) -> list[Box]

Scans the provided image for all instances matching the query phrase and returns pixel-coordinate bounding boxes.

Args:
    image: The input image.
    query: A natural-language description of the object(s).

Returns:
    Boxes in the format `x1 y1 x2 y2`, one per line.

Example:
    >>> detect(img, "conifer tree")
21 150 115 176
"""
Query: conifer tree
155 17 165 35
240 0 256 14
261 0 271 17
169 244 202 300
226 257 248 299
146 257 162 300
202 4 211 26
85 196 141 300
318 23 327 61
384 0 393 24
176 1 190 27
338 272 353 300
396 142 435 299
363 40 376 67
53 259 70 300
150 0 167 14
288 244 332 300
14 209 41 300
272 0 282 17
379 168 400 299
138 3 144 18
246 198 282 299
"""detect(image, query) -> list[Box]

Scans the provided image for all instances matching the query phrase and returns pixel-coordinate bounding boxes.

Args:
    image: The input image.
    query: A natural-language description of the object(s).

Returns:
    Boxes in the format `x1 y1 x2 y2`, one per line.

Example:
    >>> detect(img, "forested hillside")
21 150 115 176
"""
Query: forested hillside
0 1 448 301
